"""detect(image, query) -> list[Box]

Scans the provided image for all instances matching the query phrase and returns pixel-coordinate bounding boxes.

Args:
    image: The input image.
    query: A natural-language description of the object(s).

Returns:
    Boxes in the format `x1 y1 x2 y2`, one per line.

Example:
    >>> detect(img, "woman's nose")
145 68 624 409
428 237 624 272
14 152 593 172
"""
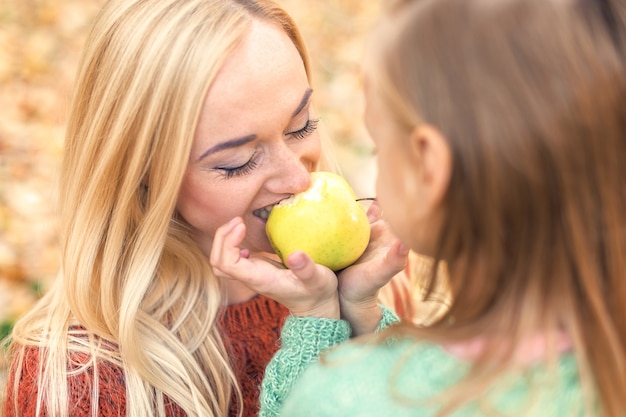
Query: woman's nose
266 147 314 195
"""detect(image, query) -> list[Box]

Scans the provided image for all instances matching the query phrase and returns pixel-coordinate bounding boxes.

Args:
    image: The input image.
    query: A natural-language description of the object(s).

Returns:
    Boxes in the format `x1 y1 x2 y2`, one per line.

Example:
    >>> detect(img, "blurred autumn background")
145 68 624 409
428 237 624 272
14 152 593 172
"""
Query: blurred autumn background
0 0 382 394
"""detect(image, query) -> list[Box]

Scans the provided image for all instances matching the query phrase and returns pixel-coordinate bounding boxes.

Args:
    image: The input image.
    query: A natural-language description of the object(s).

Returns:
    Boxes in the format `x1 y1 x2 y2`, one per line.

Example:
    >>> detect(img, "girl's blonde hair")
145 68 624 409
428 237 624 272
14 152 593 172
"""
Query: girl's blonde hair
369 0 626 415
5 1 315 416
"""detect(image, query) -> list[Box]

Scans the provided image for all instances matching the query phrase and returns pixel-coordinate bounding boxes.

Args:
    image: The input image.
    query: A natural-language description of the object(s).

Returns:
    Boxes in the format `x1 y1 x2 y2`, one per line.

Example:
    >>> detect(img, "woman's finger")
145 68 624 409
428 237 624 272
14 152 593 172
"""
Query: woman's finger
210 217 247 278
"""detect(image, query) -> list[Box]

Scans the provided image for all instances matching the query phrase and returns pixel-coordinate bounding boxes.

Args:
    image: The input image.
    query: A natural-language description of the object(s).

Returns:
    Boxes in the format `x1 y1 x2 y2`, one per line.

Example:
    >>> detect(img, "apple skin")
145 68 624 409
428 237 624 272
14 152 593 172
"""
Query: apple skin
266 171 371 271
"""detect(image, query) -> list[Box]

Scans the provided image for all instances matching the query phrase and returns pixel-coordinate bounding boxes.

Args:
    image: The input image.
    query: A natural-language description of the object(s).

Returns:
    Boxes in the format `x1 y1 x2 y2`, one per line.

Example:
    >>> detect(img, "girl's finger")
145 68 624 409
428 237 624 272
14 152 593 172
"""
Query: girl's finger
366 199 382 223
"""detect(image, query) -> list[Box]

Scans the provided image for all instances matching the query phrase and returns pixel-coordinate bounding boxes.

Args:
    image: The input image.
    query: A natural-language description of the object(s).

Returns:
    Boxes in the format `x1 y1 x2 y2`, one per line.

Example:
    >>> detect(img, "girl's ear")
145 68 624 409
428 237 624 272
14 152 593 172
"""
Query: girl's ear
408 124 452 209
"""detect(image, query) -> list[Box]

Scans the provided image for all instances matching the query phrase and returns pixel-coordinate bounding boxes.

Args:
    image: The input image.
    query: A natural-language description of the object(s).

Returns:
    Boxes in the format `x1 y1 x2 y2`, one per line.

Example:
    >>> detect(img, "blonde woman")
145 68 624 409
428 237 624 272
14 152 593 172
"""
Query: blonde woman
2 0 408 416
213 0 626 416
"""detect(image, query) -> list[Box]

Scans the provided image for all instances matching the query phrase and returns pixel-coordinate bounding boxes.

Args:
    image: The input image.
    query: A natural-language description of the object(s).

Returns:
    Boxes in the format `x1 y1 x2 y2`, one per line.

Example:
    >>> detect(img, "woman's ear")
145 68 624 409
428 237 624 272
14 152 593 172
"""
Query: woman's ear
408 124 452 209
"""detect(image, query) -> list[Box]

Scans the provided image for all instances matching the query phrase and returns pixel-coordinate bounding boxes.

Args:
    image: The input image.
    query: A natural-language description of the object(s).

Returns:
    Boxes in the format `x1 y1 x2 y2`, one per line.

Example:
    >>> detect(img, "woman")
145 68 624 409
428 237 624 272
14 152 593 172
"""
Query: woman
2 0 407 416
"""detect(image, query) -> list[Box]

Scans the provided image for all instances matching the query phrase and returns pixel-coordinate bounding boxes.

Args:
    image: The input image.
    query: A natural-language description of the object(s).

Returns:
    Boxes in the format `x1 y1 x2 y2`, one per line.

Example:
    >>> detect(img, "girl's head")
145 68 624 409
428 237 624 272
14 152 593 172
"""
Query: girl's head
367 0 626 317
366 0 625 414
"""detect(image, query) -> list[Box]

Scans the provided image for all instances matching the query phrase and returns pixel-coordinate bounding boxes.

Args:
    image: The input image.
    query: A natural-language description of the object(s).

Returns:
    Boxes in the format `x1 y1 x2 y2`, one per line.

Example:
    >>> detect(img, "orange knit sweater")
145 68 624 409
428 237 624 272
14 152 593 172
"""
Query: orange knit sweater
220 295 289 417
3 295 289 417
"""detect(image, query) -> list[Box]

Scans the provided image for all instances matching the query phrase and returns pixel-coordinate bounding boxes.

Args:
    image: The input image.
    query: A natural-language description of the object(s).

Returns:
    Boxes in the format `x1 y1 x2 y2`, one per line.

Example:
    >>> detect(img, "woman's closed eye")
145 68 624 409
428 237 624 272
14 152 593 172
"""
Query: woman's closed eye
211 118 319 179
215 149 260 179
287 117 319 140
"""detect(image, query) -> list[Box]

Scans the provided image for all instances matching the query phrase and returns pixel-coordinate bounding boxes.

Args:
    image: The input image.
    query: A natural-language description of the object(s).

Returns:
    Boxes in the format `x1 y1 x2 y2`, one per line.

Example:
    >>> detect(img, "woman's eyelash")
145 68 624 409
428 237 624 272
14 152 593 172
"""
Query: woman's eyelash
218 152 260 179
289 118 319 140
214 119 319 179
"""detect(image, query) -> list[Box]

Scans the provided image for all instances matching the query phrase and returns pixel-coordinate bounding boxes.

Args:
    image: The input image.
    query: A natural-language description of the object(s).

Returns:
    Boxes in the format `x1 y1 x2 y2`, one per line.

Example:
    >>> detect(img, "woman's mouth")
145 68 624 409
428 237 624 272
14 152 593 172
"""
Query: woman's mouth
252 204 274 220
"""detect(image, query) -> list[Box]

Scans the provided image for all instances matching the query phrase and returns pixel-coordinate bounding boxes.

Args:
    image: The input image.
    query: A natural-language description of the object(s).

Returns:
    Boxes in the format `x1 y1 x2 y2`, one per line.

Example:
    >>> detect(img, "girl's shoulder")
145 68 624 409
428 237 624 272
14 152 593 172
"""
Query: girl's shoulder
282 339 463 416
321 337 467 387
284 338 583 417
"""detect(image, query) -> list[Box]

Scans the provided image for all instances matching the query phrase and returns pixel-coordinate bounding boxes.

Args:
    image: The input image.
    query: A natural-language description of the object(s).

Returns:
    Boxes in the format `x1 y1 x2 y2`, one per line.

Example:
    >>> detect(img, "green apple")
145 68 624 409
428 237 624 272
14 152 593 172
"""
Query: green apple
266 171 371 271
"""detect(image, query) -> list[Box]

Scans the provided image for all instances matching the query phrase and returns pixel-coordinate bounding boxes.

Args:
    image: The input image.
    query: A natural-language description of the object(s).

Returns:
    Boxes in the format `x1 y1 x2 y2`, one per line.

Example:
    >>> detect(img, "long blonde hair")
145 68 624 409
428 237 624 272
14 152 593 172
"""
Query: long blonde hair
369 0 626 415
6 1 313 416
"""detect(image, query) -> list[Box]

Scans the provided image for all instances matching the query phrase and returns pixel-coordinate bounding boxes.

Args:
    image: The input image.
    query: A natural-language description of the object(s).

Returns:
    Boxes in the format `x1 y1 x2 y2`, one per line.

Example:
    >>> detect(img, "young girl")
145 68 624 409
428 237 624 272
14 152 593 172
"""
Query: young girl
212 0 626 415
2 0 408 416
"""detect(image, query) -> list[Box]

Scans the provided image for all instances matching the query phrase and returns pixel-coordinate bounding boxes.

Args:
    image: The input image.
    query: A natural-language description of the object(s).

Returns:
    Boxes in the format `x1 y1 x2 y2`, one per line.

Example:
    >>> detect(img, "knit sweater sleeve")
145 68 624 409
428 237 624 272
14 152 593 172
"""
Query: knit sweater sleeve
259 305 398 417
376 305 400 330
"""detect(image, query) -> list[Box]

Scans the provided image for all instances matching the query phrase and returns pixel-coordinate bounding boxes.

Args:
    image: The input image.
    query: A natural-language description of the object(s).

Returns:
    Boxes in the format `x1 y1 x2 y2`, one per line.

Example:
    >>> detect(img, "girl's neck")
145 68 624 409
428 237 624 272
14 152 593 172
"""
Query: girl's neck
443 330 572 365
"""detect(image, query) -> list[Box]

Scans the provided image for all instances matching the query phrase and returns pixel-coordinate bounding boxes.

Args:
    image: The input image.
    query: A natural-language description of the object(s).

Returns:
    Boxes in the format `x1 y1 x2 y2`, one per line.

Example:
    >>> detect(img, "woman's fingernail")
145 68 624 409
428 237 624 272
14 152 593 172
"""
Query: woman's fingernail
225 217 242 231
288 252 306 270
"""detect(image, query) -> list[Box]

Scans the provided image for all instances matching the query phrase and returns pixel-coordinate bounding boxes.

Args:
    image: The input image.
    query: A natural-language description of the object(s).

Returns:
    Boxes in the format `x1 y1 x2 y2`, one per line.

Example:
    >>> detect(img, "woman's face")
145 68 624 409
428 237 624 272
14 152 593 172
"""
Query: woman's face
177 20 321 256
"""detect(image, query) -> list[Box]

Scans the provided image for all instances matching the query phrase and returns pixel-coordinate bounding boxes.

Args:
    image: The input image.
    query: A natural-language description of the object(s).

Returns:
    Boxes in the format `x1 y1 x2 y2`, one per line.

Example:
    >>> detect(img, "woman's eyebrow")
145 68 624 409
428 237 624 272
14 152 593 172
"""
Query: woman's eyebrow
197 88 313 162
292 88 313 116
197 134 257 162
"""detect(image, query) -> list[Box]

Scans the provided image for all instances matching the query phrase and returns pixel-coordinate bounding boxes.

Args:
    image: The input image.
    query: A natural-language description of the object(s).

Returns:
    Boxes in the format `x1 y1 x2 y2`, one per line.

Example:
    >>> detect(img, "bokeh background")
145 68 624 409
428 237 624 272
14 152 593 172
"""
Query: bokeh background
0 0 382 393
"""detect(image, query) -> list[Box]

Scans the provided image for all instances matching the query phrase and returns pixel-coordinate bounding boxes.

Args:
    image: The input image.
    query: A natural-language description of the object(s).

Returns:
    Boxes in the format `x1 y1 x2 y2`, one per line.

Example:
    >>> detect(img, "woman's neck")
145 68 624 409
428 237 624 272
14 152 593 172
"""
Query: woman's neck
224 279 258 305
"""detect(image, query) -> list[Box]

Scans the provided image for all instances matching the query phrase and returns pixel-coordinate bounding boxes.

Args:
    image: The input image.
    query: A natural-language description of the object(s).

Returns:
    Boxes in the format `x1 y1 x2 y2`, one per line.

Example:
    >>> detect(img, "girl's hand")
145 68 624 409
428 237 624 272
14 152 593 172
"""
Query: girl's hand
210 217 340 319
337 200 409 335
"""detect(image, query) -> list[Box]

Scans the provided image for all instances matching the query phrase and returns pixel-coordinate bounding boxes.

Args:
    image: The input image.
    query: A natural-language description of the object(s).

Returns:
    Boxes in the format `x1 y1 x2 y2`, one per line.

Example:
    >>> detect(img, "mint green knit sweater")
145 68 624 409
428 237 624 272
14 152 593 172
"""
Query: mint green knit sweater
260 308 584 417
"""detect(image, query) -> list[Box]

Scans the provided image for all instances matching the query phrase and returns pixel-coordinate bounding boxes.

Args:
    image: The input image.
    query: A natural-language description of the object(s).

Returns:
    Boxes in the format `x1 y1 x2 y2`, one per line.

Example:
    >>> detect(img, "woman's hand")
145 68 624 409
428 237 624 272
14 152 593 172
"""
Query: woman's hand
337 200 409 335
210 217 340 319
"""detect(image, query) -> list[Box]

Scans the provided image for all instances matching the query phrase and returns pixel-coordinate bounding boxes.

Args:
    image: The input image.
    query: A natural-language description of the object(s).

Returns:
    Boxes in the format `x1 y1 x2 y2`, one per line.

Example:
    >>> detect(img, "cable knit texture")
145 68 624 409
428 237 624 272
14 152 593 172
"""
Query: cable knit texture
220 295 289 417
3 346 177 417
3 295 288 417
259 305 399 417
261 324 584 417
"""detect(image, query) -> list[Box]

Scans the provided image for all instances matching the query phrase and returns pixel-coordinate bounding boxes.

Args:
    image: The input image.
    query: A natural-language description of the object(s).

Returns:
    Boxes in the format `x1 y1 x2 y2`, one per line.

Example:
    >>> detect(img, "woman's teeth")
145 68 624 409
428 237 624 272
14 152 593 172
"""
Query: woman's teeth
253 205 273 220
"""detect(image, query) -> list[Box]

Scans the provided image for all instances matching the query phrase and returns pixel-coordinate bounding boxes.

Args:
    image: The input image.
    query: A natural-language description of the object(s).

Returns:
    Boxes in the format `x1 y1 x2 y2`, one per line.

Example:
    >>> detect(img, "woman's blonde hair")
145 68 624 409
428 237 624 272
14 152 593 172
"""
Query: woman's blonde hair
5 1 314 416
369 0 626 415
